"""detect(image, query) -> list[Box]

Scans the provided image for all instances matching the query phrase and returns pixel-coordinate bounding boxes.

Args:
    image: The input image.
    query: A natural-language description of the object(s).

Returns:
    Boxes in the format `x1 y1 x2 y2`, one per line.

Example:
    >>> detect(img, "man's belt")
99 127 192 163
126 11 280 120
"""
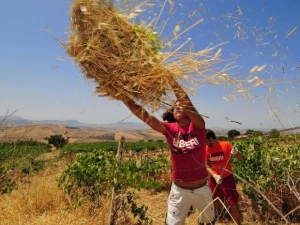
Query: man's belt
174 181 207 190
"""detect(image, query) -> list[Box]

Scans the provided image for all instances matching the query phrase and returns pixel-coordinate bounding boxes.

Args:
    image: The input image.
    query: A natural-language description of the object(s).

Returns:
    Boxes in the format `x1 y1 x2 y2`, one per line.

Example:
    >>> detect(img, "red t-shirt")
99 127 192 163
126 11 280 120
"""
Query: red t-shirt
163 122 207 182
205 141 233 178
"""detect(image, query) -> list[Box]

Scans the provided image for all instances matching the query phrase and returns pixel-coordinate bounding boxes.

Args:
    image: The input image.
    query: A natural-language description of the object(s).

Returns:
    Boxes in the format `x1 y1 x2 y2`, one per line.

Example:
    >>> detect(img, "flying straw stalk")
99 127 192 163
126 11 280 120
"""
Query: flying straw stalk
65 0 224 110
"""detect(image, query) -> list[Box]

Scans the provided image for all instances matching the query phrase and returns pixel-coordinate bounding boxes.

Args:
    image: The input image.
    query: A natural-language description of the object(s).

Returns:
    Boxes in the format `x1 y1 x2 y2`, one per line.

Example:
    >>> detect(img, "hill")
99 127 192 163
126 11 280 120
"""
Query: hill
0 115 150 130
0 115 233 142
0 124 166 143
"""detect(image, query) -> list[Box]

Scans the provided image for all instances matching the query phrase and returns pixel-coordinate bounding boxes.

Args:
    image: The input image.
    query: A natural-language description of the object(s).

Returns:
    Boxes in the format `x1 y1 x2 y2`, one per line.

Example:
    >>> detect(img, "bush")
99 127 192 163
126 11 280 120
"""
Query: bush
227 129 240 139
269 129 280 138
45 135 69 149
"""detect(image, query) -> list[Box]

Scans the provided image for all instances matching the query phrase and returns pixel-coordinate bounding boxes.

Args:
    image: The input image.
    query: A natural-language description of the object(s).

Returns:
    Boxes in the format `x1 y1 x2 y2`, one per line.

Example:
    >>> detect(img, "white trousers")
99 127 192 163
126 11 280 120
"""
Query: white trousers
166 182 215 225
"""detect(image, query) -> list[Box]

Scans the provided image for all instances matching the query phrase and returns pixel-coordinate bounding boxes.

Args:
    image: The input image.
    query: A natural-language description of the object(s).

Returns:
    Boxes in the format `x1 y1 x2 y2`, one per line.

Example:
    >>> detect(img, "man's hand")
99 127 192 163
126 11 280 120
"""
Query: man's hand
213 174 223 184
230 146 239 155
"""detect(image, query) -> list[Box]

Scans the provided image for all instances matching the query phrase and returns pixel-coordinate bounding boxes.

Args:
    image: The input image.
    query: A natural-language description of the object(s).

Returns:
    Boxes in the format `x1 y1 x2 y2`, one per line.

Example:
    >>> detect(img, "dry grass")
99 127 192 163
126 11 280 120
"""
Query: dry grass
0 148 170 225
0 157 111 225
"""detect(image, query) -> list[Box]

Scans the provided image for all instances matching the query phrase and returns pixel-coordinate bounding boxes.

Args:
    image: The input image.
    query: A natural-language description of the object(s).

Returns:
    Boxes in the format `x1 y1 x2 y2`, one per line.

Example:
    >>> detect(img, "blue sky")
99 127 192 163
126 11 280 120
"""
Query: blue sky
1 0 299 131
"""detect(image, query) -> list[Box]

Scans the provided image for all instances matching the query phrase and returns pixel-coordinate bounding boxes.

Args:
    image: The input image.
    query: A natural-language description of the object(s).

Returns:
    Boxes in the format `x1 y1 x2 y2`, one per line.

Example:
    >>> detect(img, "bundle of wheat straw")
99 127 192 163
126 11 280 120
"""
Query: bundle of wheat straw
66 0 178 110
65 0 228 111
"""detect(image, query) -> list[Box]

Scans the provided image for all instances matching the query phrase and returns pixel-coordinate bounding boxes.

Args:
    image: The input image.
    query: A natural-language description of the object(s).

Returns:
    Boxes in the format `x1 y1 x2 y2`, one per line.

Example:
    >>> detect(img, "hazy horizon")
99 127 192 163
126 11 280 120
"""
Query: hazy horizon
1 114 291 132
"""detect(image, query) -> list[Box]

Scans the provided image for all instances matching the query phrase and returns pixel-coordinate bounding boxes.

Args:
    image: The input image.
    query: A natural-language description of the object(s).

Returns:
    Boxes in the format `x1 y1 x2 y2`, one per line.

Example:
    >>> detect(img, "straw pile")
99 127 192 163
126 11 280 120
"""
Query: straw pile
66 0 176 109
65 0 277 110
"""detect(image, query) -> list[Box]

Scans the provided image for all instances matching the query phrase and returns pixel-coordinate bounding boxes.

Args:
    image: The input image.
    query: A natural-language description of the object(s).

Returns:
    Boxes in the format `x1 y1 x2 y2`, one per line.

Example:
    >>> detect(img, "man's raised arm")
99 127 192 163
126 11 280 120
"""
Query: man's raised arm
171 80 205 129
123 99 166 134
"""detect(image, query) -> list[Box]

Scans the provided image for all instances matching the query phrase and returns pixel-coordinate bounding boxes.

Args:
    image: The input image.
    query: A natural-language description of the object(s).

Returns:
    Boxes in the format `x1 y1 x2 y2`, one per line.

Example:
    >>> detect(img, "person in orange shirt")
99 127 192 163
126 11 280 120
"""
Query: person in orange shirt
205 129 243 225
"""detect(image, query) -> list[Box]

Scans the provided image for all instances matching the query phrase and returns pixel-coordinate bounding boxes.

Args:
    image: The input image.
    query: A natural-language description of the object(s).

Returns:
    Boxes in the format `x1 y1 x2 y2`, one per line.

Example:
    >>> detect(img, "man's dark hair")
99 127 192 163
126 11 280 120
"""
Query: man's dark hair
162 101 178 123
206 129 217 140
162 111 176 123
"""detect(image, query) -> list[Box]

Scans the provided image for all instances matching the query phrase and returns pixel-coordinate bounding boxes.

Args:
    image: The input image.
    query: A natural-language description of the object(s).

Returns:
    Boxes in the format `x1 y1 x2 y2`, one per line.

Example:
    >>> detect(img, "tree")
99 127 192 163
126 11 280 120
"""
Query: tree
269 129 280 138
45 135 69 149
245 129 255 135
245 129 263 136
254 131 263 136
227 129 241 139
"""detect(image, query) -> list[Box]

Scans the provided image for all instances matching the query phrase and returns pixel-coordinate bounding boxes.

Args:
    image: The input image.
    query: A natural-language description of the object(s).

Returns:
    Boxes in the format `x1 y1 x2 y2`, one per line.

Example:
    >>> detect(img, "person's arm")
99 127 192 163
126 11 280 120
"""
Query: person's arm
206 161 223 184
230 146 243 159
206 163 215 177
170 80 205 129
123 99 166 134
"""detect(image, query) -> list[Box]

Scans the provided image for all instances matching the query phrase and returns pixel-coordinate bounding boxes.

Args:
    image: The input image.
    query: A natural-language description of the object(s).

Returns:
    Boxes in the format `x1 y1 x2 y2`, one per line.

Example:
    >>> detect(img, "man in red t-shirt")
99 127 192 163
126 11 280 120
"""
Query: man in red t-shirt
205 129 243 225
123 80 216 224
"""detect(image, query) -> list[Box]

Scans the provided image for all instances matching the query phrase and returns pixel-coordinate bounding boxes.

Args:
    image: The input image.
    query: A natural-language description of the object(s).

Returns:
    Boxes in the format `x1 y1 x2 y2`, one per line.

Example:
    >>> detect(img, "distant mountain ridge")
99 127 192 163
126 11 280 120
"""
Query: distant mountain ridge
0 115 150 130
0 115 271 135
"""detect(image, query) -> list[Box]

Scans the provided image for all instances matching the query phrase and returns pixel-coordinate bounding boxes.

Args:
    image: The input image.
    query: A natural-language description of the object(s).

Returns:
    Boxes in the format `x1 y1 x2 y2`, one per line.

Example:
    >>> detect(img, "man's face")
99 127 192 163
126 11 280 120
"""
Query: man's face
173 102 186 119
206 137 214 147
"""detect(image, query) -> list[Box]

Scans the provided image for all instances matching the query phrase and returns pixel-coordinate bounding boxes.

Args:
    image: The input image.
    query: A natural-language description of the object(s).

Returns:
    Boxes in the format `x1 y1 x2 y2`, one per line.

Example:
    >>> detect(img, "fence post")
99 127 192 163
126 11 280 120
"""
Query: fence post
109 136 126 225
